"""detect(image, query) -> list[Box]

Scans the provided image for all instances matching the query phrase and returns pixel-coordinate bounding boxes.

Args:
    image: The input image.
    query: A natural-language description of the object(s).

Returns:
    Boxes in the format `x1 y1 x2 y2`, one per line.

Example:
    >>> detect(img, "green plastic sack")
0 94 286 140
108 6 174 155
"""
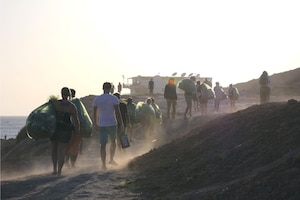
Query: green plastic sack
152 103 162 123
26 101 56 140
199 83 215 101
178 79 196 93
71 98 93 138
233 87 239 100
135 102 155 124
127 103 137 124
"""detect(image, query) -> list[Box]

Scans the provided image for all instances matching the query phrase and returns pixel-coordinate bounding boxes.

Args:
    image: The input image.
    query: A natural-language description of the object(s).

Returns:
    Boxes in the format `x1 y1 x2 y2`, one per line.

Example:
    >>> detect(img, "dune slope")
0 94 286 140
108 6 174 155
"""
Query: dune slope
127 100 300 199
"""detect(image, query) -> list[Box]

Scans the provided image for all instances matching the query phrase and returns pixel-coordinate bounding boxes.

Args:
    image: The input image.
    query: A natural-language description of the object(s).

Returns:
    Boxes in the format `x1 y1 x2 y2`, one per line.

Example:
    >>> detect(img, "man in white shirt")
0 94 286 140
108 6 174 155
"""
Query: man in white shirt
93 82 124 170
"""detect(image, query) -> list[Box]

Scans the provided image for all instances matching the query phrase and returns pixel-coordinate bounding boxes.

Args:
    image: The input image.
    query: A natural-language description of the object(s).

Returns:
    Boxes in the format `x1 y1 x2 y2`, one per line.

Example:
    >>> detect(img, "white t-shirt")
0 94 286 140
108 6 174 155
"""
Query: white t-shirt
92 93 119 127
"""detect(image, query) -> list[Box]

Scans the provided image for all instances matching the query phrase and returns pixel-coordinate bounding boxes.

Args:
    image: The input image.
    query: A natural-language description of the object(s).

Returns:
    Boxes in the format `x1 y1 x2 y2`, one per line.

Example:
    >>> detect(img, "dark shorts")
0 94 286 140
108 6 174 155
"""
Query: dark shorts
98 126 117 145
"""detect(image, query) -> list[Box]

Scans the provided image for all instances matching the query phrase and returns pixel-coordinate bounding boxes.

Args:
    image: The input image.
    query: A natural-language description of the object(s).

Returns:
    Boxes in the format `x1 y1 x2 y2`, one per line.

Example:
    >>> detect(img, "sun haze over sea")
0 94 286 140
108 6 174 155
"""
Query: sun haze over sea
1 0 300 116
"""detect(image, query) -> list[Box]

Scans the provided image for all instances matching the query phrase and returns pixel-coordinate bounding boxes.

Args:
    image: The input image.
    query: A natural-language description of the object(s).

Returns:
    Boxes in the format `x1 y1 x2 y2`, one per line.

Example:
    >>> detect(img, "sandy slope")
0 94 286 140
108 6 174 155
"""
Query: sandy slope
1 93 300 199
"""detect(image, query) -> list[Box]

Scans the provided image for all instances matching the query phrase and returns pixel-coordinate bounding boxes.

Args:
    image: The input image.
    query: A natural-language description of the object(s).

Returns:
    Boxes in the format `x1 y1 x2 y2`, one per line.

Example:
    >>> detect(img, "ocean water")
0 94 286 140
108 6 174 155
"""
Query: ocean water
0 116 27 139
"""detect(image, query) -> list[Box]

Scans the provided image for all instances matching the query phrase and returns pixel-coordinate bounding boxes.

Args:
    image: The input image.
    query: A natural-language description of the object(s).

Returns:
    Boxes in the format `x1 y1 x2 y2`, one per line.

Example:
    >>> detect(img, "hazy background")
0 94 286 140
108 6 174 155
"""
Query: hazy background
1 0 300 116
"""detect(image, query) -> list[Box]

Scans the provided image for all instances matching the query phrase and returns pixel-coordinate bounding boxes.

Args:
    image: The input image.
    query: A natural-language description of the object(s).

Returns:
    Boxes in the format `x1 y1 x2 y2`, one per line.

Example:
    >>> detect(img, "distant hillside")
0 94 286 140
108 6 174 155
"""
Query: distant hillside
232 67 300 96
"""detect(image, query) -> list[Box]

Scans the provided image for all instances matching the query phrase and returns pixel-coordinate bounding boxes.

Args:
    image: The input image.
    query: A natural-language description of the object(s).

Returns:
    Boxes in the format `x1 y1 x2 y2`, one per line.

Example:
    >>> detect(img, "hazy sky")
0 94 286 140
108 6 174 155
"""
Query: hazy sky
1 0 300 116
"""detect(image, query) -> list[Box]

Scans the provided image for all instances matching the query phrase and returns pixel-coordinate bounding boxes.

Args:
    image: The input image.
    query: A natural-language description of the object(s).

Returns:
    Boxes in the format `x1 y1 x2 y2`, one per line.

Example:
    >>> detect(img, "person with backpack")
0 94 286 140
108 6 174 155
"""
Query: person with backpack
213 82 226 112
259 71 270 104
197 81 207 116
126 97 136 142
228 84 239 112
193 81 199 111
65 88 83 168
184 76 196 119
113 93 129 152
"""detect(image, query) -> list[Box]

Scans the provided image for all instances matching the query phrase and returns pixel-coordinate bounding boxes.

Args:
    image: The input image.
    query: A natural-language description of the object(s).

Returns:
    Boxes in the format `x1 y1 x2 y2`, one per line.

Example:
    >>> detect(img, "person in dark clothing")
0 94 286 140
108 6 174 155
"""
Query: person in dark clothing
148 78 154 94
259 71 270 104
51 87 80 176
164 78 177 119
117 82 122 94
126 97 136 142
65 88 83 168
70 88 76 98
114 93 128 151
184 76 195 119
213 82 226 112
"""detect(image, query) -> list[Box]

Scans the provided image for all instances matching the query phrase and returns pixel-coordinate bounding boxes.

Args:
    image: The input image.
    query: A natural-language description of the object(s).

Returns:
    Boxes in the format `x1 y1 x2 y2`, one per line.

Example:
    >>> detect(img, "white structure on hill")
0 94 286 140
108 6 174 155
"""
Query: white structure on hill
123 75 212 95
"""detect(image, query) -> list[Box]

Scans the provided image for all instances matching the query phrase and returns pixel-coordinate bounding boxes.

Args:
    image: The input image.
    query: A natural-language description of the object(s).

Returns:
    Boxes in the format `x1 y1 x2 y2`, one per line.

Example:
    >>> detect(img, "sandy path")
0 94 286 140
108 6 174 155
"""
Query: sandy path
1 142 147 200
1 164 140 199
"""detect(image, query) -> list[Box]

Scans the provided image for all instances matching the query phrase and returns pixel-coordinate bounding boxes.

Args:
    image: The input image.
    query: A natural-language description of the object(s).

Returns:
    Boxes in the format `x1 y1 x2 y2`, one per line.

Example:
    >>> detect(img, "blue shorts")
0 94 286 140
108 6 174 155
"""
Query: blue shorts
98 126 117 145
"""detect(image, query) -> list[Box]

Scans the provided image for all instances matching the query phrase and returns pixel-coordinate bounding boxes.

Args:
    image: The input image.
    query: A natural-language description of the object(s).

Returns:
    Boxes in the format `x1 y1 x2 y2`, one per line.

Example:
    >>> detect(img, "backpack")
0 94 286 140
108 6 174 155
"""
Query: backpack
220 88 227 100
199 83 215 100
232 87 239 100
259 74 269 85
178 79 195 93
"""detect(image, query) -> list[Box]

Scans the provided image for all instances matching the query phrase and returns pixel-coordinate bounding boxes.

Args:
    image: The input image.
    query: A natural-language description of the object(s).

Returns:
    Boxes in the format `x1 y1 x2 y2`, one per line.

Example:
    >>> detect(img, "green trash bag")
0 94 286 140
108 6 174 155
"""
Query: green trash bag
71 98 93 138
135 102 155 124
199 83 215 101
26 101 56 140
178 79 196 93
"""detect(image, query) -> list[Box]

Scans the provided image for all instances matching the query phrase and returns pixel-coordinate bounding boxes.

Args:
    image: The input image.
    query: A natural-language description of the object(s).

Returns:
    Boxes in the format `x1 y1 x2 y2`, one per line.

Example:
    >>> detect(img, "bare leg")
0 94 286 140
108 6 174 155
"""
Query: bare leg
70 155 77 167
100 143 107 169
65 154 70 168
57 143 67 176
109 140 116 163
51 140 58 175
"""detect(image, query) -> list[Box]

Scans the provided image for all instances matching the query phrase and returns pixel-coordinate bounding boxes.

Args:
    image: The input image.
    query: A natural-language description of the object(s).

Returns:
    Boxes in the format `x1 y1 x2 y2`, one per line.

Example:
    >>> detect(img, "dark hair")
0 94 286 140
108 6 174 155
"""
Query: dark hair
103 82 112 90
61 87 70 97
127 97 133 103
113 92 120 99
70 88 76 97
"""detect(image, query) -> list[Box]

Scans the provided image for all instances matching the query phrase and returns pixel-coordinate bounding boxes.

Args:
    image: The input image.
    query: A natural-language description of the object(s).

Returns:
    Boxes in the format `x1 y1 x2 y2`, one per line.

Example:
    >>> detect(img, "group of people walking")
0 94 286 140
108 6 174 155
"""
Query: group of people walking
164 76 240 119
50 71 270 176
51 82 163 175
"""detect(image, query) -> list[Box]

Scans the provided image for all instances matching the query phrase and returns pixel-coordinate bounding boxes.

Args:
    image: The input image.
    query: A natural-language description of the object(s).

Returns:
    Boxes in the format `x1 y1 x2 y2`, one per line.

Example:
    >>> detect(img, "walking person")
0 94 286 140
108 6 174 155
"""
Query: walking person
51 87 80 176
113 92 128 151
148 78 154 95
163 78 177 119
144 97 156 138
184 76 196 119
65 88 83 168
259 71 270 104
93 82 124 170
126 97 136 142
194 81 201 111
117 82 122 94
213 82 226 112
228 84 239 112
